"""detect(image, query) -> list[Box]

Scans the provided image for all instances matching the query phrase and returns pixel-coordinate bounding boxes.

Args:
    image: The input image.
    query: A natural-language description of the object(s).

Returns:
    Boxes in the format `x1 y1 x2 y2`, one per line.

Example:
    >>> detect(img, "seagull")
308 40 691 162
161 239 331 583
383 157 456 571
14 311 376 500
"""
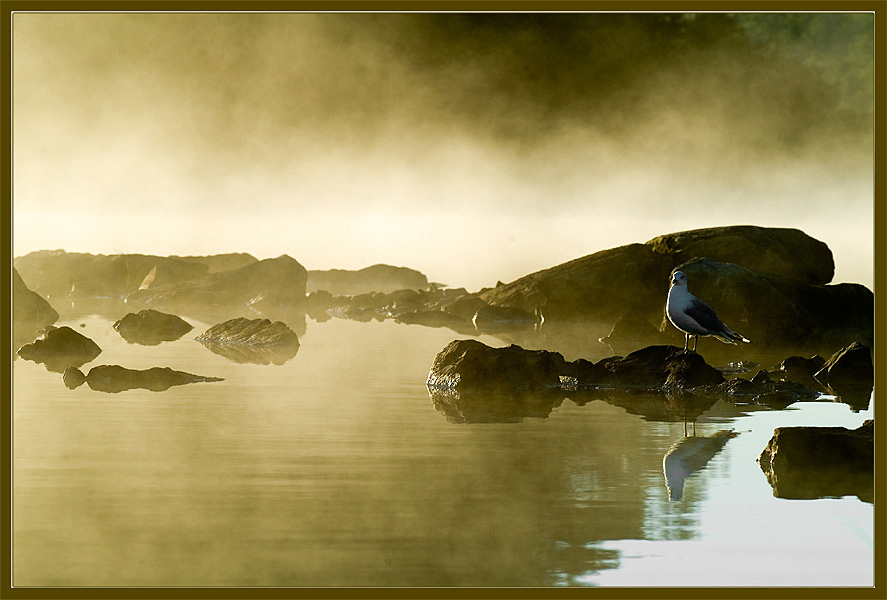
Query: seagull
666 270 751 353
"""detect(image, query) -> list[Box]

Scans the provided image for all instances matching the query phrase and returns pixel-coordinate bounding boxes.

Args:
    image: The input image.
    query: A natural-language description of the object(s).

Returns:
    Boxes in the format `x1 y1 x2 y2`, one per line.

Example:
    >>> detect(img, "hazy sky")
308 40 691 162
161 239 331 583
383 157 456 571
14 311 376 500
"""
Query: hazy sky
12 12 874 290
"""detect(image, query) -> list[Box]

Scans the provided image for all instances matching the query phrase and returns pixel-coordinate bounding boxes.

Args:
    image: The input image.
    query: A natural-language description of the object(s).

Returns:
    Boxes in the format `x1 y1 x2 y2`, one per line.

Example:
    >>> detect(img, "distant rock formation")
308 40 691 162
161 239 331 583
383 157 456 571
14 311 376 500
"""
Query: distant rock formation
308 264 429 295
758 420 873 503
126 255 308 313
168 253 257 273
113 309 194 345
64 365 223 393
17 326 101 372
195 317 300 365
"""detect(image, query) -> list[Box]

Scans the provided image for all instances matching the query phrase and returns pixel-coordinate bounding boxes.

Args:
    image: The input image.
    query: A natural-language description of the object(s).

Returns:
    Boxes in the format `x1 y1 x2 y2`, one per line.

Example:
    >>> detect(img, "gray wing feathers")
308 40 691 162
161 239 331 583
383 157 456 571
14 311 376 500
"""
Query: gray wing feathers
686 297 727 333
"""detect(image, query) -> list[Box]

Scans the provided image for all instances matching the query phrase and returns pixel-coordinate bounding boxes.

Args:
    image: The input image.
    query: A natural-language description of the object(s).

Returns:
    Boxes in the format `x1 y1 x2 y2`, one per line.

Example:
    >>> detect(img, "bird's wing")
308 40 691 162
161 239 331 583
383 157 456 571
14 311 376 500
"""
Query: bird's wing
684 297 726 333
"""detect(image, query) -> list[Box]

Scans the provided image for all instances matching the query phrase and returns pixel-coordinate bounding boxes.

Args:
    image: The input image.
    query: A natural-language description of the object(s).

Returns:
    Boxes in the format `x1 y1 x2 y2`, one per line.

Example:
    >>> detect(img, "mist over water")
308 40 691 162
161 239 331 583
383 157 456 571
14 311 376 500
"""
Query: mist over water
13 13 874 290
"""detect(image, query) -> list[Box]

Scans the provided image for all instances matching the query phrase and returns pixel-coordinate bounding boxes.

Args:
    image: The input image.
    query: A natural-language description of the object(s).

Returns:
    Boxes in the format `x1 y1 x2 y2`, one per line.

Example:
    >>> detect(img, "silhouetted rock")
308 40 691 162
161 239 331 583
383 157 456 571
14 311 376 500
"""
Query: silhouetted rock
427 339 567 392
17 326 101 372
663 430 738 500
66 365 223 393
442 296 490 320
308 264 428 295
428 387 565 423
169 253 258 273
14 250 208 299
476 226 869 353
646 225 834 285
195 317 300 365
599 308 671 352
771 354 826 388
758 420 873 502
713 369 821 409
814 342 873 387
113 309 193 345
13 268 58 330
126 255 307 312
587 346 725 390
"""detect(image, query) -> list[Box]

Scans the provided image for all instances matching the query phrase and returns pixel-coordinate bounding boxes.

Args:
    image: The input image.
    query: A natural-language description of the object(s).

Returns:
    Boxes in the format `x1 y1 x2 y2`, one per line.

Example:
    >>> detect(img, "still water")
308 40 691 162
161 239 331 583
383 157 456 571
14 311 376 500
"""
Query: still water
13 315 874 587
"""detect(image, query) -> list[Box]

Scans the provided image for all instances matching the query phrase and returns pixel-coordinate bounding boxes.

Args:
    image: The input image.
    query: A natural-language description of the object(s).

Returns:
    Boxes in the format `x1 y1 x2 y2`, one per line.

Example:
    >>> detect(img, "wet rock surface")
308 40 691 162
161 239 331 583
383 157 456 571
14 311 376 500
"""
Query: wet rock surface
64 365 223 393
17 326 102 372
758 420 873 503
195 317 300 365
113 309 194 345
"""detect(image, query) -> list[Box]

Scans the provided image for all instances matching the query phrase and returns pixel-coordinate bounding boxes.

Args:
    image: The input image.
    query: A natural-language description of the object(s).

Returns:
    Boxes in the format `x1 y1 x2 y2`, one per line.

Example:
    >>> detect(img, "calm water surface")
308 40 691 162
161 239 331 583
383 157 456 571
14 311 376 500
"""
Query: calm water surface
13 316 874 587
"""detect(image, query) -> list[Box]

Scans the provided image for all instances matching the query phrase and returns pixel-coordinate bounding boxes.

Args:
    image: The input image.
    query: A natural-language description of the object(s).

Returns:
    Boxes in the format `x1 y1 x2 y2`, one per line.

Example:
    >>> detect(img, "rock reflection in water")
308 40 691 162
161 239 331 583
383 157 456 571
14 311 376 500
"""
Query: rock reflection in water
662 430 738 501
427 386 564 424
198 340 299 366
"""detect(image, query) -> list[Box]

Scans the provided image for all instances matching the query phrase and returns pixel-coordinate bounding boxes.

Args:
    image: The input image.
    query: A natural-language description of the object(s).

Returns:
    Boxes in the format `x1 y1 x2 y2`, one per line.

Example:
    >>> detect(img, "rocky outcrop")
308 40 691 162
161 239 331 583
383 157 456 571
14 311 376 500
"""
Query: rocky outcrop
663 431 738 501
574 346 726 390
195 317 300 365
13 268 59 347
758 420 873 503
169 253 258 273
645 225 834 285
308 264 429 295
113 309 193 345
64 365 223 393
126 255 308 313
474 226 870 354
17 326 101 372
814 342 873 387
14 250 209 299
713 369 821 409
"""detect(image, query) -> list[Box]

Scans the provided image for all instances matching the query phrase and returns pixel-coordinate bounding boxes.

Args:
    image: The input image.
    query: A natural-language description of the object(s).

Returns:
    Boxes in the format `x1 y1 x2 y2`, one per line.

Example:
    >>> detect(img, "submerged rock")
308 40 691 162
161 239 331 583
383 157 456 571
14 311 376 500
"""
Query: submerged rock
663 430 738 501
195 317 300 365
64 365 223 393
113 309 193 345
17 326 102 372
758 420 873 503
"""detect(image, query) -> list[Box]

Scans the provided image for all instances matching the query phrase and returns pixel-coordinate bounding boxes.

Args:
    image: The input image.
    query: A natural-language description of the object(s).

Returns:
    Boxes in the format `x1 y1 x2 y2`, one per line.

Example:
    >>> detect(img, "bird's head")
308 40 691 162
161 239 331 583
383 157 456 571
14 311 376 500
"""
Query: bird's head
670 271 688 288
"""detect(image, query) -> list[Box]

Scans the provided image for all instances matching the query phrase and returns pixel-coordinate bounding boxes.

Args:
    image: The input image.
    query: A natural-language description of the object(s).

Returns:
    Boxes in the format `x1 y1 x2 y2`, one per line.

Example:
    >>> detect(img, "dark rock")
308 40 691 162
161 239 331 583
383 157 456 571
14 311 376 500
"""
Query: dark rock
443 296 491 320
717 360 759 375
426 339 567 392
113 309 193 345
62 366 87 389
195 317 300 365
663 430 738 500
771 354 826 387
17 326 102 372
14 250 209 299
13 268 58 331
428 387 564 424
81 365 223 393
715 369 821 408
815 342 873 387
646 225 834 285
126 255 307 313
592 346 725 390
308 264 428 295
758 420 873 502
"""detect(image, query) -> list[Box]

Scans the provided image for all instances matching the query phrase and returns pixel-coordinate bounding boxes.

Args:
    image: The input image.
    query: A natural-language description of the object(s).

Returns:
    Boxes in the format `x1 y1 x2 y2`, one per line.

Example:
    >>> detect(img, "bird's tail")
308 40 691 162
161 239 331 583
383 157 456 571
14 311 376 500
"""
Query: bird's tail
714 330 751 345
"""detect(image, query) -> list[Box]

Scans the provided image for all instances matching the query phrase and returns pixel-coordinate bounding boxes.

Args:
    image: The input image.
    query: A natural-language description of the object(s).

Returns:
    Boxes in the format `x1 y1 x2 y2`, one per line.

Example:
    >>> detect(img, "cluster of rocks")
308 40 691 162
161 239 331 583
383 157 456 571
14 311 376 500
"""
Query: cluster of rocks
17 310 302 392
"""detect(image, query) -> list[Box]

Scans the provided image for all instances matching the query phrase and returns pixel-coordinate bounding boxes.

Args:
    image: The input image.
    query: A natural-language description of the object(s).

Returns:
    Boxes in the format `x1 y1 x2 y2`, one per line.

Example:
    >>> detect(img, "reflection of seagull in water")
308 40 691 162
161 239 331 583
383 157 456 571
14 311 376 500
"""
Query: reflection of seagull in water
666 271 751 353
663 430 739 501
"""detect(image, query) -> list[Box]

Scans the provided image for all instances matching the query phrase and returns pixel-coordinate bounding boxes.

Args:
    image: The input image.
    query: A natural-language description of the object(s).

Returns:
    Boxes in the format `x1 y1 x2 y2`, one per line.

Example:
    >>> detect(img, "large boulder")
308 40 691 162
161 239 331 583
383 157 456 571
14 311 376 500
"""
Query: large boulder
113 309 193 345
308 264 429 295
195 317 300 365
669 258 872 351
64 365 223 393
758 421 873 502
14 250 209 299
126 255 308 313
645 225 834 285
13 268 58 335
576 345 726 390
17 326 102 372
814 342 873 388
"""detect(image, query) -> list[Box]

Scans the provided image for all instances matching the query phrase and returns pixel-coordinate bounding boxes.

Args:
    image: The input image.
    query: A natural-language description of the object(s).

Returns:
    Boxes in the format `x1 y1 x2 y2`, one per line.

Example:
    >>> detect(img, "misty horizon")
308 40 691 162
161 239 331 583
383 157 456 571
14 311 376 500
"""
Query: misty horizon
12 12 874 291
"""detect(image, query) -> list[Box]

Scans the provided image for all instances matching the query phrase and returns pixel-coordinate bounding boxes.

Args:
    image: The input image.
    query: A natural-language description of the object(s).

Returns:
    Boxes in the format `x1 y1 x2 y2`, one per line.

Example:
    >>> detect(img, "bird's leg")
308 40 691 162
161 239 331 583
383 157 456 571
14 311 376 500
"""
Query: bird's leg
692 336 699 353
683 334 689 353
